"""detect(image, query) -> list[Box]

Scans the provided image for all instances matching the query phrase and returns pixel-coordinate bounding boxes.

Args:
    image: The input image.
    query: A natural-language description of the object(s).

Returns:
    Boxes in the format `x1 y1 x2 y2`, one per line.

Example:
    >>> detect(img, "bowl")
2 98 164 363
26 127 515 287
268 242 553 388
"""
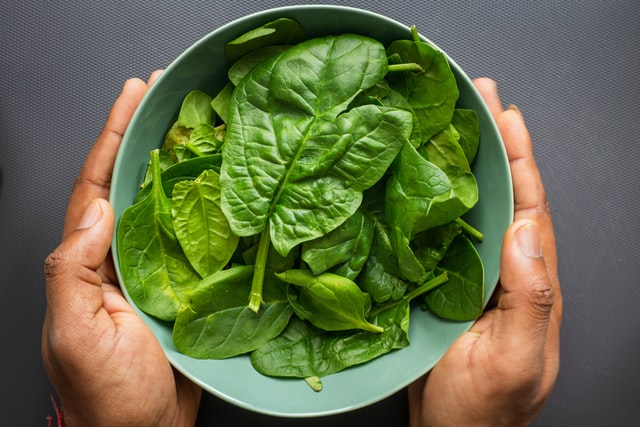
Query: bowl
110 5 513 417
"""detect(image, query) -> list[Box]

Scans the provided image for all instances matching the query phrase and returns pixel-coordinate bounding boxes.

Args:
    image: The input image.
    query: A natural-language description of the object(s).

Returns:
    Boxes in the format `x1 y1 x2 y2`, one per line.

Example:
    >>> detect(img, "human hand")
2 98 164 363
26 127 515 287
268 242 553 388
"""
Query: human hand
408 78 562 427
42 72 202 427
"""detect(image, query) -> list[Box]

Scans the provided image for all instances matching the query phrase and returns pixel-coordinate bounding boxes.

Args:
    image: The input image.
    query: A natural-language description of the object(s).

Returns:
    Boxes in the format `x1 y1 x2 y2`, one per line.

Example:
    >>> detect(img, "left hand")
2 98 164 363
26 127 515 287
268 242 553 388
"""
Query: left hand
42 72 202 427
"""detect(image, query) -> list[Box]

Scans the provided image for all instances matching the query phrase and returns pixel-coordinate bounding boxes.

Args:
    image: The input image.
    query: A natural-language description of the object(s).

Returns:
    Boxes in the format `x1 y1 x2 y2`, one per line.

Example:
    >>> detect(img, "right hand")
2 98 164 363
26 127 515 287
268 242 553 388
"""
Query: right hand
408 77 562 427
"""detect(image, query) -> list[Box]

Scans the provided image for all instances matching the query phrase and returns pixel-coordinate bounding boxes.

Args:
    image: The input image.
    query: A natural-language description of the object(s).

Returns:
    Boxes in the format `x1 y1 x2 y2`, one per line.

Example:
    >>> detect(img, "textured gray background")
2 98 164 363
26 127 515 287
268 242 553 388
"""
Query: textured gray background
1 1 639 425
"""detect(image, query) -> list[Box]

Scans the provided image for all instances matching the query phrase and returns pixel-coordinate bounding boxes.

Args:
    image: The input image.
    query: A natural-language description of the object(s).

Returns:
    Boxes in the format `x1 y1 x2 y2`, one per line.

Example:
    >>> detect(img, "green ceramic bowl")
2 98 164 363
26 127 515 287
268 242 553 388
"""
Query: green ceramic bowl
111 5 513 417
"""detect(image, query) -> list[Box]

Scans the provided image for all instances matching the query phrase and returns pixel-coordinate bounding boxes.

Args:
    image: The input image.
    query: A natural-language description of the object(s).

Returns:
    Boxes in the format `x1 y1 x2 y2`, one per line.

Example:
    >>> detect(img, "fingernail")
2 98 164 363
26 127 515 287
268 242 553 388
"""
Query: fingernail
77 200 102 230
516 222 542 258
507 104 520 113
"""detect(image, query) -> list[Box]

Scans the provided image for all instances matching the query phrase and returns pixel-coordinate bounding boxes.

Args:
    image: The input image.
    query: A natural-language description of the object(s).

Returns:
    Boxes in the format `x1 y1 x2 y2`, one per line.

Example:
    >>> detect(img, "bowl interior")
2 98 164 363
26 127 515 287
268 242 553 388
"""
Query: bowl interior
110 5 513 417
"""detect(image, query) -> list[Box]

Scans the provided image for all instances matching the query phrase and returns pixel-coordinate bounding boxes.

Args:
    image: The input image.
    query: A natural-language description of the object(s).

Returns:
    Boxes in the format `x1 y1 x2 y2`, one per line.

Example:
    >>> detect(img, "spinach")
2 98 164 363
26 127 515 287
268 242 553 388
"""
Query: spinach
251 273 448 390
220 33 412 311
278 269 383 333
451 108 480 164
224 17 308 63
117 149 199 321
301 208 374 279
116 19 489 388
163 90 215 160
357 217 408 304
386 26 459 142
417 123 479 228
137 154 222 202
171 169 238 278
424 234 484 321
173 265 294 358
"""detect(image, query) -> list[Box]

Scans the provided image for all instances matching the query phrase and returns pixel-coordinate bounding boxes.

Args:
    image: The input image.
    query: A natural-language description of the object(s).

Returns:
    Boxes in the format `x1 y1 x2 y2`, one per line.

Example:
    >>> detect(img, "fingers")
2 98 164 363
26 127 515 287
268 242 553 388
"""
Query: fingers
62 76 151 238
475 77 560 308
497 108 548 221
45 199 115 316
495 101 561 324
474 78 562 397
473 77 504 119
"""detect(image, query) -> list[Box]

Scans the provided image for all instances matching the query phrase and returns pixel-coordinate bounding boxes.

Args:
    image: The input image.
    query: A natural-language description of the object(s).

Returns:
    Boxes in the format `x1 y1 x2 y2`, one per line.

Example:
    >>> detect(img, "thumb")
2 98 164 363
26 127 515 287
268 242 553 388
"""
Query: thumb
44 198 115 313
494 220 555 351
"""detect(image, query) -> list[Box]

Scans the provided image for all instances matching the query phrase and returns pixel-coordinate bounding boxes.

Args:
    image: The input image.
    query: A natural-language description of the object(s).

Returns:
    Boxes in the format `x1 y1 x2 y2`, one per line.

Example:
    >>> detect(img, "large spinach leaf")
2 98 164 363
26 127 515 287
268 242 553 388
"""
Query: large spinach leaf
250 304 409 384
171 169 239 278
386 27 459 142
251 273 448 385
173 265 294 358
417 124 479 227
220 34 412 311
117 149 199 321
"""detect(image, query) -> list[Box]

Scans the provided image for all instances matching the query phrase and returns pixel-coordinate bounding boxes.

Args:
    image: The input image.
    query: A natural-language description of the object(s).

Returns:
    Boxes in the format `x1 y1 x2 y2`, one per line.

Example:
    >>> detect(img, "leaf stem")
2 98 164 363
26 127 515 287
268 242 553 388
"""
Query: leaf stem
455 218 484 242
249 223 271 313
387 62 424 73
369 272 448 317
405 272 449 301
410 25 420 42
185 142 205 157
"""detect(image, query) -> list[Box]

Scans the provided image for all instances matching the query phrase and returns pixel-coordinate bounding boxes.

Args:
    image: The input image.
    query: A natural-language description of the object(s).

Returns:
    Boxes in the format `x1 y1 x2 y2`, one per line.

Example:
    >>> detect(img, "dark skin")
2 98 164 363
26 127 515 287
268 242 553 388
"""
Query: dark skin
42 74 560 427
409 78 562 427
42 72 201 427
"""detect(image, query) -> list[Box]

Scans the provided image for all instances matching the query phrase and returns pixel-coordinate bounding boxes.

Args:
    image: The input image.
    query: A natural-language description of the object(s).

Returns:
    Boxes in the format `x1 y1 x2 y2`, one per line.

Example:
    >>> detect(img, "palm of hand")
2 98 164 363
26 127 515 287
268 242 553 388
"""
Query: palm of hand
43 218 200 427
42 76 201 427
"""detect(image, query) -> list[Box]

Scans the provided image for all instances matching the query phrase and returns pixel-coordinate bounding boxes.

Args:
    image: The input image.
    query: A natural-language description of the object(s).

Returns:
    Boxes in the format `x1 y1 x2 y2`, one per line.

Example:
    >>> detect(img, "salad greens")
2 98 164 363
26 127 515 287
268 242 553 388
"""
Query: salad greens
117 18 485 390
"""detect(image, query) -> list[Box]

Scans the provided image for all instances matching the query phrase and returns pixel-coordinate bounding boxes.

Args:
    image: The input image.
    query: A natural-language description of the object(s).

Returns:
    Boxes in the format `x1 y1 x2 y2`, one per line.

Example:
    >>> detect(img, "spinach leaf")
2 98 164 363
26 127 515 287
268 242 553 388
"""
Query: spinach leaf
278 269 383 333
241 239 299 272
386 27 459 142
419 124 479 227
228 45 291 86
136 154 222 202
326 211 374 281
117 149 199 321
187 123 224 155
250 273 447 384
210 82 234 125
386 142 452 236
250 303 409 382
357 218 408 304
412 220 462 274
163 90 215 160
138 148 174 198
301 209 373 277
220 34 412 311
173 265 294 359
171 169 239 278
224 17 308 63
424 235 484 320
451 108 480 164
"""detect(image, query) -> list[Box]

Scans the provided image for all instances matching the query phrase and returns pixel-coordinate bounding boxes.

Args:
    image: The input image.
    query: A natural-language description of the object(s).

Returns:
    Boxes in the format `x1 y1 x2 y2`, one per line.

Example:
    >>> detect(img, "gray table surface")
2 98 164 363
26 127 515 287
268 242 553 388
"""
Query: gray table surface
2 1 639 425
